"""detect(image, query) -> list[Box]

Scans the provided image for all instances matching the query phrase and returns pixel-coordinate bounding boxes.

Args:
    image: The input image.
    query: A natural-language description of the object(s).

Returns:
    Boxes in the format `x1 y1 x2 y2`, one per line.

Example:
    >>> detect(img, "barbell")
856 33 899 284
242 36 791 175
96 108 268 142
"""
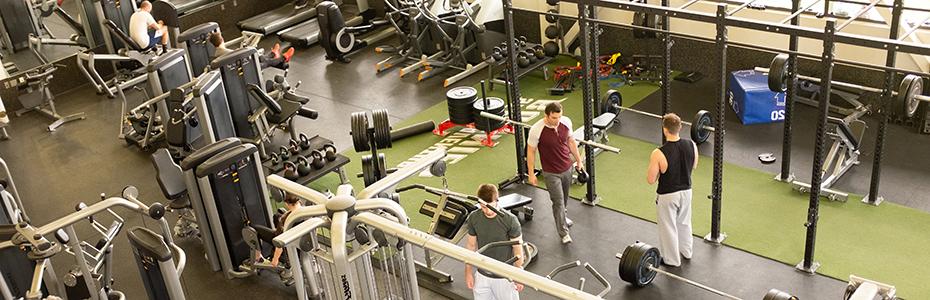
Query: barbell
477 112 622 154
766 53 930 118
616 241 798 300
600 90 716 144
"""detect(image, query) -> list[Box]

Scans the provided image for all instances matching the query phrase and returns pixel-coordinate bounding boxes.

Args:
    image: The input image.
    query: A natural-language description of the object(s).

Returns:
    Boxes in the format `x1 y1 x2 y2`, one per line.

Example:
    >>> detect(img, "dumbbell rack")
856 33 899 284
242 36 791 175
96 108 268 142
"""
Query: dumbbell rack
262 134 350 185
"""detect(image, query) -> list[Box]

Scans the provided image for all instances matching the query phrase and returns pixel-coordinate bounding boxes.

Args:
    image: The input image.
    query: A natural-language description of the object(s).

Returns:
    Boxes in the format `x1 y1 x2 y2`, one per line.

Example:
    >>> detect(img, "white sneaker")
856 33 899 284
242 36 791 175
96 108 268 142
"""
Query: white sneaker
566 217 574 228
561 235 573 244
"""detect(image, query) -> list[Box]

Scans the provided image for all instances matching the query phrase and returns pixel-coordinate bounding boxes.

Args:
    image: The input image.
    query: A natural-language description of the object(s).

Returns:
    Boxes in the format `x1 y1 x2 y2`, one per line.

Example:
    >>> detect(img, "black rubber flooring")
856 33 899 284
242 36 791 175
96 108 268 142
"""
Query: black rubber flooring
415 185 848 299
0 37 924 299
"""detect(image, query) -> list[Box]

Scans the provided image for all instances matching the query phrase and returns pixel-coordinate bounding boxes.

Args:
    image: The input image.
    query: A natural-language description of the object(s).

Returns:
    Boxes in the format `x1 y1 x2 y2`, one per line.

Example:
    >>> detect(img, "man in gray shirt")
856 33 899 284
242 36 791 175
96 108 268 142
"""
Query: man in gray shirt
465 184 524 300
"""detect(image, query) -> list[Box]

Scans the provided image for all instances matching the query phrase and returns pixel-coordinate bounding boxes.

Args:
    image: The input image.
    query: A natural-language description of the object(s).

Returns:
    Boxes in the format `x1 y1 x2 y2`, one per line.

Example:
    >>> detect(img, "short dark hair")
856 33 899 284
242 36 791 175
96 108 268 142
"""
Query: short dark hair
476 184 498 203
283 193 300 205
663 113 682 134
208 31 224 48
544 102 562 116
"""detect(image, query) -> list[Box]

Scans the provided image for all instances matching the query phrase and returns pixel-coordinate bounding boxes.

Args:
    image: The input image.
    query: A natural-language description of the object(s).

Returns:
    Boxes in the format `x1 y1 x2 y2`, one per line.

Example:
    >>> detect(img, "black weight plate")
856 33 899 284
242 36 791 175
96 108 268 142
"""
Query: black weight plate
618 244 636 283
372 109 392 149
691 110 712 144
376 153 387 179
447 86 478 124
351 112 370 152
898 74 923 118
636 243 660 287
474 97 506 132
768 54 790 92
446 86 478 101
601 89 622 115
362 155 375 186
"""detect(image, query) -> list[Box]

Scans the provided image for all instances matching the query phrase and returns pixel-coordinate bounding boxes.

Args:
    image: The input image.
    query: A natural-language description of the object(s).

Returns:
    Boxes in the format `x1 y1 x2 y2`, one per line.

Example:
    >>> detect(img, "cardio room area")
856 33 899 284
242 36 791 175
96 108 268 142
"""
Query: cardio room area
1 0 929 299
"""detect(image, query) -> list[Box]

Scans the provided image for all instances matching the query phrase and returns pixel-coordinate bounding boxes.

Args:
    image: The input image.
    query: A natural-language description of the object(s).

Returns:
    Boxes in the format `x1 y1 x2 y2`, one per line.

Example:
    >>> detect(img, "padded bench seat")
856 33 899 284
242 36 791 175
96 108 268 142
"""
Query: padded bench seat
827 117 861 151
572 112 616 142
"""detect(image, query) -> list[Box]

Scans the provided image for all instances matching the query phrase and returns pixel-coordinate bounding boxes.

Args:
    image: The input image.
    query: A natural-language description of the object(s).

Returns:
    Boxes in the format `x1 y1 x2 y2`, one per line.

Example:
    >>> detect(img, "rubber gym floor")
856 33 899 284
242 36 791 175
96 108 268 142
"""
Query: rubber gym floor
1 38 929 299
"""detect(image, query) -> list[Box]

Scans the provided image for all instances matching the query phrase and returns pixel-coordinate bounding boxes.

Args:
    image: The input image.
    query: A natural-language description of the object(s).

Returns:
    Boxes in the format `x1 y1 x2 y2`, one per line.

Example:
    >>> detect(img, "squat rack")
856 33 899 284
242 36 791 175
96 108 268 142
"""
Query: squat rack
501 0 930 274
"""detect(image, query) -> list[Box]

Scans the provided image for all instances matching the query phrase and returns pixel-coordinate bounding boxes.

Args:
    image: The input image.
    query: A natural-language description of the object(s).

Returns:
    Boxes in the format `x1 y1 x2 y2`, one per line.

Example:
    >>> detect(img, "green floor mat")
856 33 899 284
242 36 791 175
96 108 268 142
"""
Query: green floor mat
309 57 930 298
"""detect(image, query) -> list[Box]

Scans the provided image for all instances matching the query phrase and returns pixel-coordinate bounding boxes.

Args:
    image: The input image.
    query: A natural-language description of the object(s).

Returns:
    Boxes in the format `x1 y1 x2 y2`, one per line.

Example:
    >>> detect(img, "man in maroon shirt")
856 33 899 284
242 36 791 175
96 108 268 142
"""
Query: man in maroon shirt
526 102 583 244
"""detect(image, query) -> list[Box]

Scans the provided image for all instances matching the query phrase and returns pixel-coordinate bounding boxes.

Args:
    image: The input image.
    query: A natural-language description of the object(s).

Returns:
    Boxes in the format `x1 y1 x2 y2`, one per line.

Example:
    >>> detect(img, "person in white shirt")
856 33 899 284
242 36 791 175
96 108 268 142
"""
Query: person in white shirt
129 1 168 49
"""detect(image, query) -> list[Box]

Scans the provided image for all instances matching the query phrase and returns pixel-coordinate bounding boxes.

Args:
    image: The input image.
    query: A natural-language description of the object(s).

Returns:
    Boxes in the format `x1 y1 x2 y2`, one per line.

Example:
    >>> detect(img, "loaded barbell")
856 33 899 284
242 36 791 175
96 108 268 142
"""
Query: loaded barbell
477 112 622 154
765 53 930 118
600 90 716 144
616 241 798 300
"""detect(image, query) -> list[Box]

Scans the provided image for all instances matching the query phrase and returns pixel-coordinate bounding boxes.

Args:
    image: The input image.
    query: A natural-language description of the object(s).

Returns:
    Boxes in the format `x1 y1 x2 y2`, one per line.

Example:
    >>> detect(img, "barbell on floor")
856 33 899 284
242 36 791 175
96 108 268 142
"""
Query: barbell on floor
600 90 716 144
616 241 798 300
477 112 622 154
765 53 930 118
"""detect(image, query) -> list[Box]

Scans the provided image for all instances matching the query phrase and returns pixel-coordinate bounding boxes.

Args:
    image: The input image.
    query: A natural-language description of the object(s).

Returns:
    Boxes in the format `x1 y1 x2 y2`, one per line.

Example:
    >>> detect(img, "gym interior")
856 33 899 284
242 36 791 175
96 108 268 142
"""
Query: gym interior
1 0 928 299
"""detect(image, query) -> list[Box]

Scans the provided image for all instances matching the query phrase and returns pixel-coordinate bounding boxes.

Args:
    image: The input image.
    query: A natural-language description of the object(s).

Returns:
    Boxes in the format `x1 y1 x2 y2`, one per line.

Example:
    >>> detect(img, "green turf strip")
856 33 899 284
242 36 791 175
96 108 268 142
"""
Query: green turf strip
310 56 930 298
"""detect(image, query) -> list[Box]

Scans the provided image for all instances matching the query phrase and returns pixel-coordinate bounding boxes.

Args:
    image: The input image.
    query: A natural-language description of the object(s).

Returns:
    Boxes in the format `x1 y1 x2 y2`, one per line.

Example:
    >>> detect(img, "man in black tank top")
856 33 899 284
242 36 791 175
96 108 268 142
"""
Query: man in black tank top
646 113 698 267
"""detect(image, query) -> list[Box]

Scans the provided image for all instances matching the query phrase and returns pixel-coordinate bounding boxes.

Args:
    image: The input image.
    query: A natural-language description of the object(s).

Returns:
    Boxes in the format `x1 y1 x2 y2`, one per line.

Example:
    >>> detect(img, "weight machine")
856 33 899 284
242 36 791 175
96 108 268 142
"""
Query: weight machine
0 186 186 300
396 182 536 285
268 147 611 300
13 63 86 132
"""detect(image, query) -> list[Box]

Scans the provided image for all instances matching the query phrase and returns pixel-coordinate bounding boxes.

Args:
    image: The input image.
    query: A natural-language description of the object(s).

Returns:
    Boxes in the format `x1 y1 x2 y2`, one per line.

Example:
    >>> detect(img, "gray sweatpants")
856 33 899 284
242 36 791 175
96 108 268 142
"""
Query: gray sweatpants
543 169 572 238
473 272 519 300
656 189 693 267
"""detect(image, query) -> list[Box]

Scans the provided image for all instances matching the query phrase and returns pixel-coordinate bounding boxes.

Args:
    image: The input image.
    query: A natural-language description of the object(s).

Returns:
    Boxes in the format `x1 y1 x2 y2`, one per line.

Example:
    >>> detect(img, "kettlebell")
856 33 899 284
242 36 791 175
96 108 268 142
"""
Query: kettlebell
524 50 537 63
289 139 301 155
270 153 281 165
322 144 337 161
576 168 589 184
283 161 299 180
279 146 291 161
296 156 313 176
517 53 531 68
310 150 326 169
298 133 312 150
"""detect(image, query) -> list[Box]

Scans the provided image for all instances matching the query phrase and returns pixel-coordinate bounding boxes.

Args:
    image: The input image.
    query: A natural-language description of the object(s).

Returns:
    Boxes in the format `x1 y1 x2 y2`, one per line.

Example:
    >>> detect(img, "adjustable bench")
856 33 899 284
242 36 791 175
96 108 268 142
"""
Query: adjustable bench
572 112 617 158
151 148 199 238
788 116 865 202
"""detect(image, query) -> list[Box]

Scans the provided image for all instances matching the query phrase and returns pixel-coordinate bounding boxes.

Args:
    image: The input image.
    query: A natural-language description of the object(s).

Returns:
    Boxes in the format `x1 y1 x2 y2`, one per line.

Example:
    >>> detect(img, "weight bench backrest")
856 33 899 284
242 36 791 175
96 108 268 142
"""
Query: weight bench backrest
151 148 187 201
104 20 145 52
178 22 219 77
827 117 862 151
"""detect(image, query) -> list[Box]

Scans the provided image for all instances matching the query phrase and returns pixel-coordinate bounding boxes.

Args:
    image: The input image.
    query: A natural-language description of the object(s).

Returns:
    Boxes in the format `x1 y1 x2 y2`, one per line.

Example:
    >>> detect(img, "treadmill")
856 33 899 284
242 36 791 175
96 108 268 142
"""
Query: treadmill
238 1 318 34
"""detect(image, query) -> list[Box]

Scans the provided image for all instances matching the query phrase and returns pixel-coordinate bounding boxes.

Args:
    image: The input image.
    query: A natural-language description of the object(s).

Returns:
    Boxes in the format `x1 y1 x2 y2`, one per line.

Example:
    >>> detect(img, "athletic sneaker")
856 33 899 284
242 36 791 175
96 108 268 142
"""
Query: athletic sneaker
561 234 572 244
566 217 573 228
283 48 295 62
271 43 281 58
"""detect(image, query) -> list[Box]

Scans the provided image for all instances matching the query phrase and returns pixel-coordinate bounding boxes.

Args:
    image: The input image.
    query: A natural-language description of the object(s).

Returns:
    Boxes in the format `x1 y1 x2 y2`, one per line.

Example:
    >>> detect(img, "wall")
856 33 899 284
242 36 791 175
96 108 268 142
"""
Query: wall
510 0 930 107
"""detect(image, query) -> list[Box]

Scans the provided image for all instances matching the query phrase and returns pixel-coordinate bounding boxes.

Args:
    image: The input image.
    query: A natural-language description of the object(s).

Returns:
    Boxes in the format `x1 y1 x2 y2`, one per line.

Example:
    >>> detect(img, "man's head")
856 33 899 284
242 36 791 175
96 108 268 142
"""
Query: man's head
283 193 301 209
209 32 224 48
662 113 682 137
476 184 499 217
544 102 563 127
139 1 152 11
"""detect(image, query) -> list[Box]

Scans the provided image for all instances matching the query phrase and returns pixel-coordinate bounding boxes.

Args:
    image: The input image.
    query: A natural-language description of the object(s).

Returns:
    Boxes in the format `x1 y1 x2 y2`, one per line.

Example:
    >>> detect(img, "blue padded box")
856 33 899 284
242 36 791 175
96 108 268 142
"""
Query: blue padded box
728 70 786 125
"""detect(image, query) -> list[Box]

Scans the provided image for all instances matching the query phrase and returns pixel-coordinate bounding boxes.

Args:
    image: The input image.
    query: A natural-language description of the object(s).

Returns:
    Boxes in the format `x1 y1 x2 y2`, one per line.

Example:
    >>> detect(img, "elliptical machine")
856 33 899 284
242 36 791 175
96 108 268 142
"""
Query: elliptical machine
316 1 392 63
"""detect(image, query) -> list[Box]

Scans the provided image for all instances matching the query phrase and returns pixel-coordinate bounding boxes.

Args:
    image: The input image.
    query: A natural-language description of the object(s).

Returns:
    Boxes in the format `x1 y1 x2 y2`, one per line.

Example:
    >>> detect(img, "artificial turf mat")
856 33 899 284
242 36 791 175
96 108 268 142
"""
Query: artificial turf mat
308 56 930 298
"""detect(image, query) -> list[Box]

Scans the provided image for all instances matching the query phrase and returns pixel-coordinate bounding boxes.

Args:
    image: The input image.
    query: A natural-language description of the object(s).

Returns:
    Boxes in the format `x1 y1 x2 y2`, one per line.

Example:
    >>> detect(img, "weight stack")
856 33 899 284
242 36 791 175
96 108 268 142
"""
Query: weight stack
446 87 478 124
473 97 506 132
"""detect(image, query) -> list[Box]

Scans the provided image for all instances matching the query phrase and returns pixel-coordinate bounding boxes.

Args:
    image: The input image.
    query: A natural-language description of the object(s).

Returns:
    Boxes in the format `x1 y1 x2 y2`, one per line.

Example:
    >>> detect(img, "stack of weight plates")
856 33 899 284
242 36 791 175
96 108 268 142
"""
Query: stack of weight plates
473 97 506 132
446 86 478 124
